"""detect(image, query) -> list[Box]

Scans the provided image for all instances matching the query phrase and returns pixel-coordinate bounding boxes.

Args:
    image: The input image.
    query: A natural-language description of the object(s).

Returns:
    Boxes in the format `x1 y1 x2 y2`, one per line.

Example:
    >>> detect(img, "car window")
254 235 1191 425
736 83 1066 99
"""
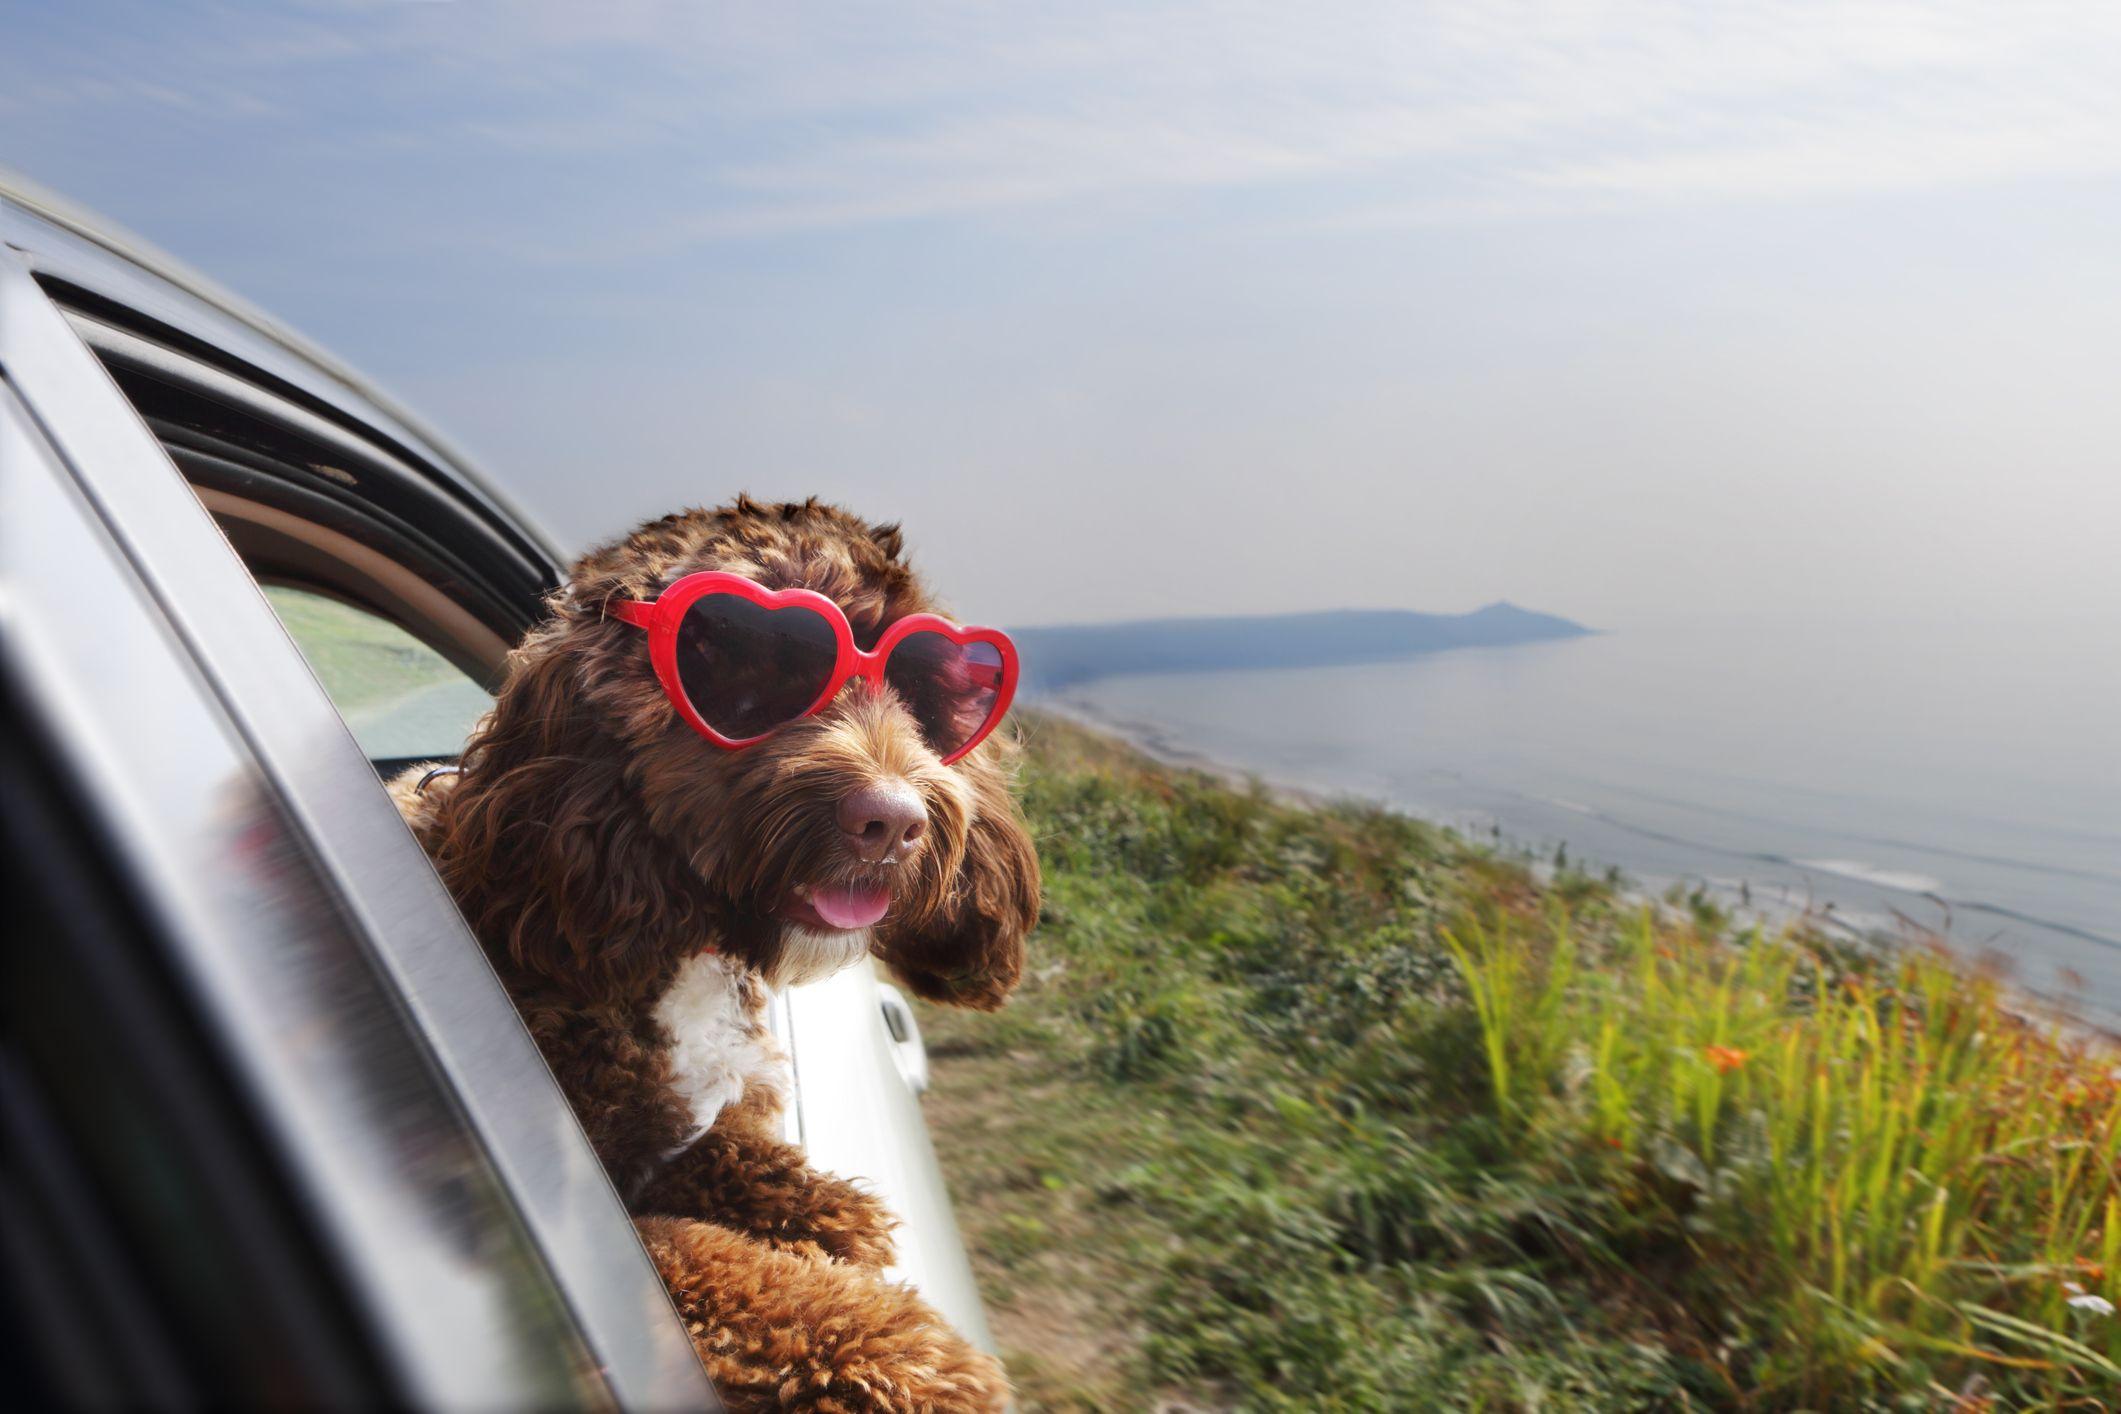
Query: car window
264 585 492 761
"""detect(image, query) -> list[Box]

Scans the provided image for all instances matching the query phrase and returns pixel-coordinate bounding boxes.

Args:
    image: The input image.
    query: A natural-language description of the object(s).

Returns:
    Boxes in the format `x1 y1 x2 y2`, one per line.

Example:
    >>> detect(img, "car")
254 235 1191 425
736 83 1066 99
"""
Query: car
0 175 991 1411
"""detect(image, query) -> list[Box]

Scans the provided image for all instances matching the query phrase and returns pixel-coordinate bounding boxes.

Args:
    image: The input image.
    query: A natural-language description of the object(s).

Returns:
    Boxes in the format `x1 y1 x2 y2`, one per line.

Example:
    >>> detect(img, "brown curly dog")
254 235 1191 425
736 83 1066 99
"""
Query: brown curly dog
391 497 1039 1411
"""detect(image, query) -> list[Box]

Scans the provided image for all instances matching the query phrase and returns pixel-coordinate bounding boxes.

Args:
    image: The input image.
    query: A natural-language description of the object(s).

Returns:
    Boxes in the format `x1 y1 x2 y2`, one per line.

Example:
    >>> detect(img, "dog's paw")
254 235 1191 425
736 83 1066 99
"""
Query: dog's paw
789 1173 898 1268
643 1129 902 1269
640 1216 1007 1413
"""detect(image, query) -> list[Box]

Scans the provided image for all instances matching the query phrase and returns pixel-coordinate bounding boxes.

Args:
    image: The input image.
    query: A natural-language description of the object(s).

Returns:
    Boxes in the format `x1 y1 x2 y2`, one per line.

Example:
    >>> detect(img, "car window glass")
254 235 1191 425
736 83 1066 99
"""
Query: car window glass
264 585 492 760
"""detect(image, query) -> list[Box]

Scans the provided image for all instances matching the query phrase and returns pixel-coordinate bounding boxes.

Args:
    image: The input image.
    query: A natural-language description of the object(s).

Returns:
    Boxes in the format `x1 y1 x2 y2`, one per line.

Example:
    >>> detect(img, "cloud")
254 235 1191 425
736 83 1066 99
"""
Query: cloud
13 0 2119 260
487 3 2121 217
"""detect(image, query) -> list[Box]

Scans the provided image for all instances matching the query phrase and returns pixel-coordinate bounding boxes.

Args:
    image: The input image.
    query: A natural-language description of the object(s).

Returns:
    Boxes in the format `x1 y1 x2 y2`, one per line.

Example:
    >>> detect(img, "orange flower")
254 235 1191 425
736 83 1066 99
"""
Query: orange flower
1704 1045 1750 1075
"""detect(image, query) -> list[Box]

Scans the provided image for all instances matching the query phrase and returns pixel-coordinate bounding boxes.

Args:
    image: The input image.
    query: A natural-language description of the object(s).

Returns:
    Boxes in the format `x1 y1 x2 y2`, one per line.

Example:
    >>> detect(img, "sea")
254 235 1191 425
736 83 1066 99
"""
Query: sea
1036 613 2121 1025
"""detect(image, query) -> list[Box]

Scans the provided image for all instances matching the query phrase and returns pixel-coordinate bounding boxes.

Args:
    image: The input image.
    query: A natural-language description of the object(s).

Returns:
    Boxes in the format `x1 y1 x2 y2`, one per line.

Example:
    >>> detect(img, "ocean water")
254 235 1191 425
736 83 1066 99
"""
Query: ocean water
1040 615 2121 1023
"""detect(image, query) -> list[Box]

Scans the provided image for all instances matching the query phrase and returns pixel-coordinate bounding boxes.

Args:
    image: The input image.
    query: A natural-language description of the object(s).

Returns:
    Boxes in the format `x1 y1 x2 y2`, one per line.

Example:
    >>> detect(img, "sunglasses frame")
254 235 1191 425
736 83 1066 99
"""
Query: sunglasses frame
608 570 1019 765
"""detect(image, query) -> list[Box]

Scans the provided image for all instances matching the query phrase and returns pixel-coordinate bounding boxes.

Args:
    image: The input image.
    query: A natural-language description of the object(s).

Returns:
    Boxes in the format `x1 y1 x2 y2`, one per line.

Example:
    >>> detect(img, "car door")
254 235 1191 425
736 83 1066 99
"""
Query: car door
1 201 714 1409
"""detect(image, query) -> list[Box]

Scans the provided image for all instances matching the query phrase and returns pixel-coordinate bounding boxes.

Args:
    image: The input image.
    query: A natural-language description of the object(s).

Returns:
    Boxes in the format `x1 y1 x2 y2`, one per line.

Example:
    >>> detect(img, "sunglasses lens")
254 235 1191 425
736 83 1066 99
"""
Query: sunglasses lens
674 593 839 740
884 632 1006 758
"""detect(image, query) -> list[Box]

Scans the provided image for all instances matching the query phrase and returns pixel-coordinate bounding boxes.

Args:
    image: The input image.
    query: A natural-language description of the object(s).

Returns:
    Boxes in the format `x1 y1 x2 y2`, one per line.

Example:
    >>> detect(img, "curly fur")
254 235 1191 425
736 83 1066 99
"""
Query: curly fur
638 1216 1003 1411
392 497 1039 1410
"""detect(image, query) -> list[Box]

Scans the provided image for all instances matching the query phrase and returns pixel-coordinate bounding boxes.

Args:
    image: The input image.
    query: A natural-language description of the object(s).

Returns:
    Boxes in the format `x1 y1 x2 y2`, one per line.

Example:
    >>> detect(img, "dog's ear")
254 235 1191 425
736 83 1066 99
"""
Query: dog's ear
873 761 1039 1010
427 634 708 995
868 520 905 561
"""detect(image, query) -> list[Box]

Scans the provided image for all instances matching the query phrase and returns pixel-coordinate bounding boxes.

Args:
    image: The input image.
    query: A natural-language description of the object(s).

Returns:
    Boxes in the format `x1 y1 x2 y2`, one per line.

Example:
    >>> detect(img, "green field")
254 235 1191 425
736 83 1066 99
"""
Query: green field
920 715 2120 1411
263 586 493 758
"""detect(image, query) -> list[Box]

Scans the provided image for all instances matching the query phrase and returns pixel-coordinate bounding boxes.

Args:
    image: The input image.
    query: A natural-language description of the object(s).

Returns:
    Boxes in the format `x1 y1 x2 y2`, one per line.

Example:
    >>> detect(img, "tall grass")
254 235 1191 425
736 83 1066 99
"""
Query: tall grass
1447 910 2121 1403
922 716 2121 1410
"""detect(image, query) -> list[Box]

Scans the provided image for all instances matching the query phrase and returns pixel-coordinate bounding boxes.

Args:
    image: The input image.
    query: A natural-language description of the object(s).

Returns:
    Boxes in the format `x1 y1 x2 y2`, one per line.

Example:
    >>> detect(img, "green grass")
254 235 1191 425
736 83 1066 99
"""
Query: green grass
263 584 468 712
262 585 496 758
918 714 2121 1411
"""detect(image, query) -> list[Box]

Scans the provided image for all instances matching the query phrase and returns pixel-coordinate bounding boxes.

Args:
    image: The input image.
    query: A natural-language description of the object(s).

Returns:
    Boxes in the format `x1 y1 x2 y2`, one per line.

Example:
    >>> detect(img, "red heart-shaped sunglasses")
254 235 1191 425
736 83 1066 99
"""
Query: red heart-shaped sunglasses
610 572 1019 765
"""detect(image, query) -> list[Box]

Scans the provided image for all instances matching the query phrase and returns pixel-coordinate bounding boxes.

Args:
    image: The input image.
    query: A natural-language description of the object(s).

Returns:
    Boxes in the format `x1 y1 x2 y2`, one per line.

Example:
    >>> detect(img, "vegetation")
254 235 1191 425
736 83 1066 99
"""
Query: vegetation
264 585 494 758
917 715 2121 1411
264 584 468 711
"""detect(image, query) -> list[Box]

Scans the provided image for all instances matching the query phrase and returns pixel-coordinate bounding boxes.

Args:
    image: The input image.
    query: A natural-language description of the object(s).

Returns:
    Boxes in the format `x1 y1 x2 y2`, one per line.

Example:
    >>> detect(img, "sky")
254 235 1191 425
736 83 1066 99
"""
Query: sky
5 0 2119 629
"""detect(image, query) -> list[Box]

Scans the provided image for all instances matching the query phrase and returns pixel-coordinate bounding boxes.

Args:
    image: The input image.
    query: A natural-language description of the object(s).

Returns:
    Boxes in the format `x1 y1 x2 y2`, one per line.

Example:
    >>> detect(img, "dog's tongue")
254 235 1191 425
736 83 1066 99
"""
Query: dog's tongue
810 884 892 931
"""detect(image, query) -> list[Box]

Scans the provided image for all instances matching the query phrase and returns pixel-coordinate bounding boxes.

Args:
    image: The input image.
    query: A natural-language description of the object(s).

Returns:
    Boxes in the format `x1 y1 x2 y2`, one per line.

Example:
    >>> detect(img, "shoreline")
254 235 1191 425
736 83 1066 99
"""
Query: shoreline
1022 695 2119 1038
1027 692 1843 931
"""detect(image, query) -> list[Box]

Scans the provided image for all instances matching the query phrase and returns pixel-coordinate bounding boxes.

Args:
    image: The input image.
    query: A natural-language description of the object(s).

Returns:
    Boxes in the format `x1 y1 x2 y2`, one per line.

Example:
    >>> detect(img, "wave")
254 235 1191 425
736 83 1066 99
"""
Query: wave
1581 778 2121 889
1793 859 1946 894
1506 788 2121 953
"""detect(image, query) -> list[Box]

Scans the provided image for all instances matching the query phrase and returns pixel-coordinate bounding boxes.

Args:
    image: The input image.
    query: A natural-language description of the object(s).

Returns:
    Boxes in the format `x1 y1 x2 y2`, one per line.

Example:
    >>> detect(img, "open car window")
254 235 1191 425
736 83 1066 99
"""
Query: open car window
263 584 492 763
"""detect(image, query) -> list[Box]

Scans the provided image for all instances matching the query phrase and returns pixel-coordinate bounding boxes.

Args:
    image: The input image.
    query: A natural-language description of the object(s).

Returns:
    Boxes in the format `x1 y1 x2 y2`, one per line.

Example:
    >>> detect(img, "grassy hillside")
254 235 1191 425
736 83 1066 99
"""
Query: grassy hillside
263 585 466 712
918 715 2120 1411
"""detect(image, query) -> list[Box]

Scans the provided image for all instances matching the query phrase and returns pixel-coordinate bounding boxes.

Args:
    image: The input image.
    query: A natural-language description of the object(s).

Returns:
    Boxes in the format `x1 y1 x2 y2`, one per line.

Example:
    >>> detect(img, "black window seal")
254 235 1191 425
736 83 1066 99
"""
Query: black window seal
60 302 554 623
36 272 562 591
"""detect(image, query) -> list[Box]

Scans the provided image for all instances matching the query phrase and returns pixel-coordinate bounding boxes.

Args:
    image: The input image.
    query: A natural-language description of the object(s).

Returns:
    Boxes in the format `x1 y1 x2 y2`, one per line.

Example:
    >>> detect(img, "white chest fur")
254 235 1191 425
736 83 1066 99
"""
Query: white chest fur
651 950 789 1156
649 929 874 1157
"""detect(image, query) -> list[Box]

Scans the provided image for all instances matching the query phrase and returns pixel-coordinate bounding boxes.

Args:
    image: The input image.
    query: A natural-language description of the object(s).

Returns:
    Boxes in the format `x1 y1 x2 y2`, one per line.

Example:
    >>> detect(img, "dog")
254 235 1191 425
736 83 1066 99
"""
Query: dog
391 497 1040 1410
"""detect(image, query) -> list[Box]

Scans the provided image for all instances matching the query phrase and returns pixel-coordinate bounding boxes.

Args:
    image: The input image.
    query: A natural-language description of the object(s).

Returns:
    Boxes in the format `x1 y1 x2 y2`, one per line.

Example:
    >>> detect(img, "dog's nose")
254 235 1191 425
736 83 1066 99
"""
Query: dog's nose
836 781 928 864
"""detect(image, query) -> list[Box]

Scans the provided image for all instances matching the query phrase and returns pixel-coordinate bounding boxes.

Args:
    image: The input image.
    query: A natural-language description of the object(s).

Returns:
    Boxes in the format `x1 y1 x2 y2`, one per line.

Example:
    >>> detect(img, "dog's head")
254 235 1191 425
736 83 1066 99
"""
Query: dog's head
438 497 1038 1007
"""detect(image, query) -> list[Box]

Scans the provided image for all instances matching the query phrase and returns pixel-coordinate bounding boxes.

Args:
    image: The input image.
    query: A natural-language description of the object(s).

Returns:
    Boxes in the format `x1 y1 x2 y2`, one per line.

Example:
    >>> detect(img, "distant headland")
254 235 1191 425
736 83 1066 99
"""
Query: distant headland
1011 601 1595 692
